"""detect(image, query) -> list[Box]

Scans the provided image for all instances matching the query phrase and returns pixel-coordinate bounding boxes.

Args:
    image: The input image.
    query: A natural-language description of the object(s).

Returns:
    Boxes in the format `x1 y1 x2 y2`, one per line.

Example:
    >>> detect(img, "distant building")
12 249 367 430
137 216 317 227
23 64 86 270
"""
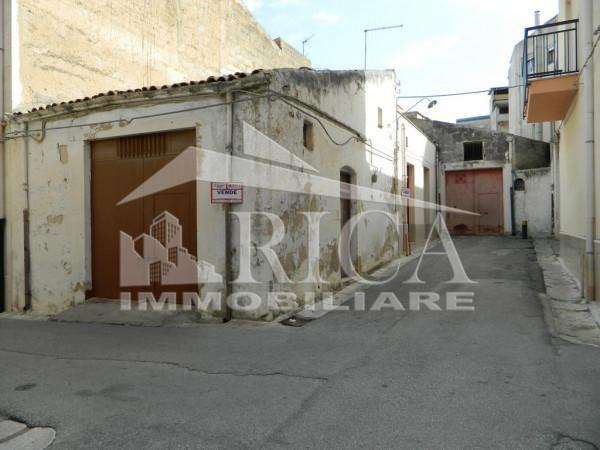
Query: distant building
409 115 552 237
507 12 557 143
489 87 509 133
456 115 491 130
455 87 509 133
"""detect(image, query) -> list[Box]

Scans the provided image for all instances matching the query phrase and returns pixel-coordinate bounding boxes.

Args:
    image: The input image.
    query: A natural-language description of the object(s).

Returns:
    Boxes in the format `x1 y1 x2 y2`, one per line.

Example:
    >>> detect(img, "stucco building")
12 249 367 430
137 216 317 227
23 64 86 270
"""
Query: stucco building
3 68 436 320
518 0 600 301
0 0 310 313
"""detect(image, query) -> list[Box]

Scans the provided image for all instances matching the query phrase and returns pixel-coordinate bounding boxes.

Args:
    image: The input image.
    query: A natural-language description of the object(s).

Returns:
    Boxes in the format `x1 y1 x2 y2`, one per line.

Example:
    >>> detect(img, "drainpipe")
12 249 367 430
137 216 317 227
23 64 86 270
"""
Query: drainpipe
400 123 409 256
23 121 31 310
435 144 440 216
223 91 233 321
582 0 596 302
394 109 400 255
552 122 560 236
0 0 5 313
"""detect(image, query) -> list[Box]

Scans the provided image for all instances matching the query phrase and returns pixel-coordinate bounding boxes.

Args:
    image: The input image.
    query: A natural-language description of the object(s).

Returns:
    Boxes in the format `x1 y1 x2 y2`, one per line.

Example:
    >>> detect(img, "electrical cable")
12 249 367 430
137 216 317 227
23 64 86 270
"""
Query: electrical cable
2 87 396 162
396 84 525 99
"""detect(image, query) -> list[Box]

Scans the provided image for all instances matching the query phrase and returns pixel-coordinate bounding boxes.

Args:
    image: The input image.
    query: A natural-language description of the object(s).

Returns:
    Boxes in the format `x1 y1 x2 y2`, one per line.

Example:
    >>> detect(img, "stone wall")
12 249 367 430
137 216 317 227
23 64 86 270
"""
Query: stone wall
513 136 551 169
409 118 509 164
410 117 550 169
12 0 309 111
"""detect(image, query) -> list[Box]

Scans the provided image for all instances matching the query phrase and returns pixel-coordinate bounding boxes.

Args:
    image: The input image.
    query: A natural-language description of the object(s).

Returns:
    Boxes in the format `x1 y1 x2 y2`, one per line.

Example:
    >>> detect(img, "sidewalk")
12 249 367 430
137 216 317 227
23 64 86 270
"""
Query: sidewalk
534 238 600 347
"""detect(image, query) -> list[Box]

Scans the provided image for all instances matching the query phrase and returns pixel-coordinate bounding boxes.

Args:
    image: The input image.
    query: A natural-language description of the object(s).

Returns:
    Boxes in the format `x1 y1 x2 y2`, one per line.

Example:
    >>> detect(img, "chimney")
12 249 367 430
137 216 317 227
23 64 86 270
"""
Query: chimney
534 10 541 26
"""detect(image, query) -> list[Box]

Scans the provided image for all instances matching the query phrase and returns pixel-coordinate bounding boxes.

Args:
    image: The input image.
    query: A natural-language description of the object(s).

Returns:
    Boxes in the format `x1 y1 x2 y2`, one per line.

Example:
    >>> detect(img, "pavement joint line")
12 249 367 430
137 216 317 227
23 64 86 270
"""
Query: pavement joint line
0 348 329 382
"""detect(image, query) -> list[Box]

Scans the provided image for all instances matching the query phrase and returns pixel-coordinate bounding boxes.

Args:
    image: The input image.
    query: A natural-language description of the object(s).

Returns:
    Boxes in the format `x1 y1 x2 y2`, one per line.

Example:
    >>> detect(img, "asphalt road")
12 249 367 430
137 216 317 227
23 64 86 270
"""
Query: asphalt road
0 236 599 449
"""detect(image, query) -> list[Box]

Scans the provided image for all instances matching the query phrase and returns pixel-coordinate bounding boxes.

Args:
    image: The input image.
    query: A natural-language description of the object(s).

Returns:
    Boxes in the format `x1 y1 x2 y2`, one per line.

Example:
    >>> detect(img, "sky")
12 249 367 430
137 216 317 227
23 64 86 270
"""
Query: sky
244 0 558 123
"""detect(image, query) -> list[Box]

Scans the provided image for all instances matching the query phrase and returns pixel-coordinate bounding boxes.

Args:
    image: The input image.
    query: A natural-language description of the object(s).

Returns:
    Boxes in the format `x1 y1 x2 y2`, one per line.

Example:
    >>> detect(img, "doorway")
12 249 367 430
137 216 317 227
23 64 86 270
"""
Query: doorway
89 129 197 301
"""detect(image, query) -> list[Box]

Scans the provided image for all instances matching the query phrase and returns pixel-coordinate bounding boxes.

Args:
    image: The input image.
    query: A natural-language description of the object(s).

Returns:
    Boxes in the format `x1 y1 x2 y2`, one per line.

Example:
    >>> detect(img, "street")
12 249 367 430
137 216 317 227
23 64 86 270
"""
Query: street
1 236 599 449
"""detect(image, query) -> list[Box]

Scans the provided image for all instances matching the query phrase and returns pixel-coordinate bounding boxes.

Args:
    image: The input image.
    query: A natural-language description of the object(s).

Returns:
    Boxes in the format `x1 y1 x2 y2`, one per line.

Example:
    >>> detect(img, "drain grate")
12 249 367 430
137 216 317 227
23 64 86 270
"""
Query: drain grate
280 316 315 327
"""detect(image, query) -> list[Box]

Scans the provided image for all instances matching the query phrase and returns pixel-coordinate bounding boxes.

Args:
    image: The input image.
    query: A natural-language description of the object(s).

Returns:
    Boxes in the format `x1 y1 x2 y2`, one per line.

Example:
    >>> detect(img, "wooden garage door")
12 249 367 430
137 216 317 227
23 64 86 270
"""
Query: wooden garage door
89 129 197 300
445 168 504 235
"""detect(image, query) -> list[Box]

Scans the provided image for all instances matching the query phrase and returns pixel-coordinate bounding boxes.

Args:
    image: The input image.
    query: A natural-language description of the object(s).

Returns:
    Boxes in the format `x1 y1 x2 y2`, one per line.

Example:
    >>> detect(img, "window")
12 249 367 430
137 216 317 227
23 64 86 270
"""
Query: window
514 178 525 191
547 48 555 66
463 141 483 161
377 107 383 128
303 120 314 150
499 105 509 114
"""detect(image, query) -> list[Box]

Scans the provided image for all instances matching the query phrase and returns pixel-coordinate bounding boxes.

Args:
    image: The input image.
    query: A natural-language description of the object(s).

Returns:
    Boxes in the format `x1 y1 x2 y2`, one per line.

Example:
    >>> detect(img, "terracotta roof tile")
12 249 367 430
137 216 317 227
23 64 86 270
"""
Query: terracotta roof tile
20 70 262 115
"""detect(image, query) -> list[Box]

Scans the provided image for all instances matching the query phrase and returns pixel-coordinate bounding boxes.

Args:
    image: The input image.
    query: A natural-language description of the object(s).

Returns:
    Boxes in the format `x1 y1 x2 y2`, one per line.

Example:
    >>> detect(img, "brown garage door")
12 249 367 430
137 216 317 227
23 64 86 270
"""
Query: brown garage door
445 168 504 235
89 129 197 300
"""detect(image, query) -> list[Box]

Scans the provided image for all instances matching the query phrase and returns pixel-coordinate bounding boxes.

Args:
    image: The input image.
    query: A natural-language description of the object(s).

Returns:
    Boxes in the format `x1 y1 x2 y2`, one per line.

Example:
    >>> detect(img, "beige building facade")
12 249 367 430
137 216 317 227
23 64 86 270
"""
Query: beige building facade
6 0 309 112
520 0 600 301
555 0 600 301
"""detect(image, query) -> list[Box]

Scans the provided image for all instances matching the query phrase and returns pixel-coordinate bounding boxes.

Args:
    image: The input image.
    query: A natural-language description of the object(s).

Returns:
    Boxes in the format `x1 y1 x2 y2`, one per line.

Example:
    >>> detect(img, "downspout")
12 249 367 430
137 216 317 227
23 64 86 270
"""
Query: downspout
23 121 31 310
435 144 440 215
223 90 233 321
552 122 560 236
582 0 596 302
400 122 409 256
394 109 400 256
507 136 516 235
0 0 5 313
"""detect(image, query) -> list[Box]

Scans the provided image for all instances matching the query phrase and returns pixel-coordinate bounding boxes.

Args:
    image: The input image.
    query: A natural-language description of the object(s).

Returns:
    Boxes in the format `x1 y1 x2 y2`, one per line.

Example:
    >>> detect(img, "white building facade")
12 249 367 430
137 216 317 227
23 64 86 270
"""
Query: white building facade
4 69 437 320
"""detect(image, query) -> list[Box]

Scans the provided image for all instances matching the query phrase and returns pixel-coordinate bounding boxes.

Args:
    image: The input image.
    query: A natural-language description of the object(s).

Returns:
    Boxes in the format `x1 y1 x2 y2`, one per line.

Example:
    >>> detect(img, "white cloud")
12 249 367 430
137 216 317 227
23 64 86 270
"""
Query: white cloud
389 35 459 71
314 11 340 24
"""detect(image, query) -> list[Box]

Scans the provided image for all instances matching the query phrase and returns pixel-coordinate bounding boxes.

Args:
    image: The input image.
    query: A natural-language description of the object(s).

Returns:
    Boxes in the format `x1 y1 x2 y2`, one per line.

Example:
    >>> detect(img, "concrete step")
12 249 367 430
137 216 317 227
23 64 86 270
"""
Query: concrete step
0 420 55 450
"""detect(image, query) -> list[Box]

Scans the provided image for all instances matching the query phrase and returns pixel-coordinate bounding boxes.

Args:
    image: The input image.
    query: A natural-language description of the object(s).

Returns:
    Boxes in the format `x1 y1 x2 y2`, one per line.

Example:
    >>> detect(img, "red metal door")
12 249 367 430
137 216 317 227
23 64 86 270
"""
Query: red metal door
445 169 503 235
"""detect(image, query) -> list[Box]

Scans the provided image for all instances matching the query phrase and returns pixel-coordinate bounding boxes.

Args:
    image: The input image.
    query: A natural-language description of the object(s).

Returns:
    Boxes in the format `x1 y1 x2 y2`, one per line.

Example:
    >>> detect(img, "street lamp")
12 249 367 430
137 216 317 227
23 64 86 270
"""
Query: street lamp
406 97 438 112
364 24 403 70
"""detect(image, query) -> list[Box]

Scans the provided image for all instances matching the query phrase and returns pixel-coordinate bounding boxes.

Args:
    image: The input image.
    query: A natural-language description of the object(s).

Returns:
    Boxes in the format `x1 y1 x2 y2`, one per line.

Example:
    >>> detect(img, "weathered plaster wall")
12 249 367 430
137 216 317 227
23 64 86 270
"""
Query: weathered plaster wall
228 70 401 319
12 0 309 111
410 119 509 164
5 69 409 320
513 136 551 170
513 168 553 237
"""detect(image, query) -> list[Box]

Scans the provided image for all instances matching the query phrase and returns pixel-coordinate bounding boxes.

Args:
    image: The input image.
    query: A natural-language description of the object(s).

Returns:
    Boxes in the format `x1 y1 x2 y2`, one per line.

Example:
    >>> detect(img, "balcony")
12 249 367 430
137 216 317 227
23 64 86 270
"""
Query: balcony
523 19 579 123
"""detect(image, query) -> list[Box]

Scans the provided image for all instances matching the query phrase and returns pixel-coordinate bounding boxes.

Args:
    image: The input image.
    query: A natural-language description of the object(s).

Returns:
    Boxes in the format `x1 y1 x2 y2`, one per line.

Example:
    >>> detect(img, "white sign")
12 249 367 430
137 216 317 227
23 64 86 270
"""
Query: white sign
211 182 243 204
401 187 411 198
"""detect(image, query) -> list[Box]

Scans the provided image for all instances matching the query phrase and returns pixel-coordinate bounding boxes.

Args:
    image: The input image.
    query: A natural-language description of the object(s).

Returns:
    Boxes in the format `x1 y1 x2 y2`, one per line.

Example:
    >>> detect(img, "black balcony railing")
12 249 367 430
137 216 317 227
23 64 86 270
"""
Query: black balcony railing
522 18 579 116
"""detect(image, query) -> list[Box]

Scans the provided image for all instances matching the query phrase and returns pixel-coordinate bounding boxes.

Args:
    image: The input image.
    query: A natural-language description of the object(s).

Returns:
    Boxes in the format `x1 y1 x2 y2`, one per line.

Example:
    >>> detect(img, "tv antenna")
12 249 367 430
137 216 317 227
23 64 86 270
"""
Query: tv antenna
302 34 315 56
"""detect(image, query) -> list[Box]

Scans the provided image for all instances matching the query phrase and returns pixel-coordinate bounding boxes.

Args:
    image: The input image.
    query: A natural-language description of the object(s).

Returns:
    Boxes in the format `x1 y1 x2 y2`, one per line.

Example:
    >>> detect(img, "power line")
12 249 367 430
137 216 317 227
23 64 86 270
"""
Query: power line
3 88 396 162
396 84 525 99
580 29 600 73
